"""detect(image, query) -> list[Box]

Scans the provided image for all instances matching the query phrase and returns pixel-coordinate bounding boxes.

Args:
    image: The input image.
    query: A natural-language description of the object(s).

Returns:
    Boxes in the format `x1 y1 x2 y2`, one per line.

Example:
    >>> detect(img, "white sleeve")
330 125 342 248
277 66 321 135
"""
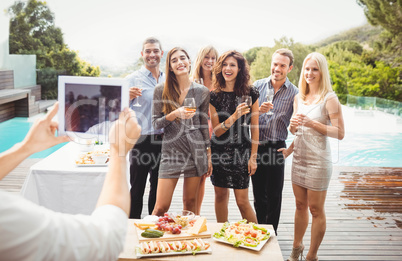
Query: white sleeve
0 190 128 261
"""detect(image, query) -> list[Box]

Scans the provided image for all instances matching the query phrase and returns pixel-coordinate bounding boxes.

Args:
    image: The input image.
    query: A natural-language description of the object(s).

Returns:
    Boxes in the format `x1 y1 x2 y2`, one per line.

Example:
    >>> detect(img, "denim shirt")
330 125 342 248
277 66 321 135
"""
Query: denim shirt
125 66 165 135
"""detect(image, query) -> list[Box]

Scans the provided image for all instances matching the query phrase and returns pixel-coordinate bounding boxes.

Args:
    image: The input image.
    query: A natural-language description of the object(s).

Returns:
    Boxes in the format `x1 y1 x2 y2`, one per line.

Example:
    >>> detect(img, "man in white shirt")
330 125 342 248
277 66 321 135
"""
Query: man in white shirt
0 103 141 261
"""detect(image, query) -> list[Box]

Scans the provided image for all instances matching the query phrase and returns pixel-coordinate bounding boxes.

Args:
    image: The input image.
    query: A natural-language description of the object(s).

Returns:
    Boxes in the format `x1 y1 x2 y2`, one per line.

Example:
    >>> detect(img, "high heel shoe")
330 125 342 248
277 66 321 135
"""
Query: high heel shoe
306 257 318 261
287 243 304 261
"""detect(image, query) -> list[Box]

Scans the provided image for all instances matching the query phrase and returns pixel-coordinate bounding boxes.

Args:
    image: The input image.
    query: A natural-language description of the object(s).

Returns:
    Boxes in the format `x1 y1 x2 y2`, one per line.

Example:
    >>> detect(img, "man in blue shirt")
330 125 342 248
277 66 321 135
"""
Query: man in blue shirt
252 48 299 234
125 37 165 218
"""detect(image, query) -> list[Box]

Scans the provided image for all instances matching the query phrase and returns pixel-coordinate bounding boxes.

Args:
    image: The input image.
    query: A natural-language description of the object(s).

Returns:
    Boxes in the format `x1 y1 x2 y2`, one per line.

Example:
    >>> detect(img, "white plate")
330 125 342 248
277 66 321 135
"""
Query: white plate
135 246 212 258
75 163 108 167
212 229 273 251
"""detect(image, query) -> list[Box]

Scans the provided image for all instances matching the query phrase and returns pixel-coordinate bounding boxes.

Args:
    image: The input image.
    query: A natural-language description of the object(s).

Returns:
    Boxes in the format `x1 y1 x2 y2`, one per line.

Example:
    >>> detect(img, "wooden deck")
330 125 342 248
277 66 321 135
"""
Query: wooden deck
1 161 401 260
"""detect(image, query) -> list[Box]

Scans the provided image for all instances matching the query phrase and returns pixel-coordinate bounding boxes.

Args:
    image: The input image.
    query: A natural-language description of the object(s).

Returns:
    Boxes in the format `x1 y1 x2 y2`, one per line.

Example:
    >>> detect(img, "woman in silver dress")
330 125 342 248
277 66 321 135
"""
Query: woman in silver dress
280 52 345 261
151 47 212 216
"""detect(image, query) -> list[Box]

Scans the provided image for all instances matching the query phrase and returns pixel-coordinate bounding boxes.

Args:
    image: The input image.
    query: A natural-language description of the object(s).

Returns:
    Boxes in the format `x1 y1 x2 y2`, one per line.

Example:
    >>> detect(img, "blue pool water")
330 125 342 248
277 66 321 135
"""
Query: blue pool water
0 117 66 158
0 115 401 166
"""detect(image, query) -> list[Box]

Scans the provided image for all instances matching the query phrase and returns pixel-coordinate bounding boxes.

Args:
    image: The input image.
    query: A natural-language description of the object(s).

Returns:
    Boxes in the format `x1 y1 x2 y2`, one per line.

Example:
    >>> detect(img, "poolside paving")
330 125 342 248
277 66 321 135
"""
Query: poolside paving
2 160 401 260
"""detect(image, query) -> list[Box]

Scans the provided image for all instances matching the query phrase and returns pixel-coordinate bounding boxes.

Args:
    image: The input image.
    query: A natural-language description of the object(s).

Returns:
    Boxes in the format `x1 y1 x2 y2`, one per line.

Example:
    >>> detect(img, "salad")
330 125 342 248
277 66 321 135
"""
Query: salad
213 219 270 248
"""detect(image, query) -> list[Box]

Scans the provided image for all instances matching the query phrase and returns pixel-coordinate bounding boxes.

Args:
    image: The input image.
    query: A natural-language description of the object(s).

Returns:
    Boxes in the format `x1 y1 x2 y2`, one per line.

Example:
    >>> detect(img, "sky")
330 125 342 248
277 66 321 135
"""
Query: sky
19 0 368 69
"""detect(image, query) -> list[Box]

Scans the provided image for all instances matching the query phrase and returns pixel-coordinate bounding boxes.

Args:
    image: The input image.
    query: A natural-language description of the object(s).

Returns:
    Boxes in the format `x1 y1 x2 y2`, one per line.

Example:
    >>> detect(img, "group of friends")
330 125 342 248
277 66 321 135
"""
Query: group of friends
0 36 344 261
127 37 345 261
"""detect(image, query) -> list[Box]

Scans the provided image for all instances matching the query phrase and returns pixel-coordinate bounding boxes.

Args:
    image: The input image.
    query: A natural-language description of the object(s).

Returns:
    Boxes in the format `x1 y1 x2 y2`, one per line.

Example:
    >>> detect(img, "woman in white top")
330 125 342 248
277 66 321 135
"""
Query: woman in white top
281 52 345 261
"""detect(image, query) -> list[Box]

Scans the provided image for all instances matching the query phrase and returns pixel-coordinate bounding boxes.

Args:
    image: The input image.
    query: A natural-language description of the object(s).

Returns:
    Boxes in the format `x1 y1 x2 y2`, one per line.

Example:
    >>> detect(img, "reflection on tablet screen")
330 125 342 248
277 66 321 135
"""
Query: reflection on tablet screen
64 83 121 134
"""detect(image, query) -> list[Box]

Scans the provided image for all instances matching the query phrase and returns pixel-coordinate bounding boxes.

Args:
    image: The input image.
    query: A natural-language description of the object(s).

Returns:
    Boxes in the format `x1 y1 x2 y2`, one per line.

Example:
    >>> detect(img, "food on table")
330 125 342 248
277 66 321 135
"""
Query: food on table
75 149 110 165
155 213 182 234
134 222 158 230
138 238 210 254
168 210 195 228
141 228 164 238
213 219 270 248
187 217 207 235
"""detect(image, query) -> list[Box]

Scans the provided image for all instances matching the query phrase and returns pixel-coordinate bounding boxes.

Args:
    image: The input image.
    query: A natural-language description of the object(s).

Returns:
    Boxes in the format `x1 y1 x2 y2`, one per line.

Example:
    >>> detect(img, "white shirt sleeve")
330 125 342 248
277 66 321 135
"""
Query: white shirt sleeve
0 190 128 261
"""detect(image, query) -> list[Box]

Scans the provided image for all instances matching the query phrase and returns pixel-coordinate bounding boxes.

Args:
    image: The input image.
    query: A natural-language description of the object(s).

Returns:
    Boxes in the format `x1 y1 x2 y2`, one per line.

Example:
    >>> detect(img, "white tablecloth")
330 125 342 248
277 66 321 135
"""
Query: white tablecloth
21 142 129 215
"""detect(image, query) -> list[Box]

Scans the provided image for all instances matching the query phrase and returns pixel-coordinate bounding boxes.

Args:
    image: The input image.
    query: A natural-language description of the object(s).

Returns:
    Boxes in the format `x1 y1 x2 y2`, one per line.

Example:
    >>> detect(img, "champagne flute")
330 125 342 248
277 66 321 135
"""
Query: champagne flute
266 88 274 115
132 78 143 107
241 95 252 126
183 98 197 130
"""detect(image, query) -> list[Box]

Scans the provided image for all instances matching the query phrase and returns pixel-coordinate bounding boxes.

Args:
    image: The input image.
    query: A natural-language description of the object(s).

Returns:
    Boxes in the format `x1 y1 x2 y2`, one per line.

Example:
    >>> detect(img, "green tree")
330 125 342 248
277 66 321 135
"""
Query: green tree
8 0 100 98
243 47 262 66
357 0 402 36
357 0 402 65
249 37 311 85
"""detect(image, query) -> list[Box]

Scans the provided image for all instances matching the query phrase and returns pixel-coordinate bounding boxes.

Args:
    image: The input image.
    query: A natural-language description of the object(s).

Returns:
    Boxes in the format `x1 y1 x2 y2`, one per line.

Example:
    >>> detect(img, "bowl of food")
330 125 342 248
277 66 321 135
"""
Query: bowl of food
168 210 195 228
92 153 108 164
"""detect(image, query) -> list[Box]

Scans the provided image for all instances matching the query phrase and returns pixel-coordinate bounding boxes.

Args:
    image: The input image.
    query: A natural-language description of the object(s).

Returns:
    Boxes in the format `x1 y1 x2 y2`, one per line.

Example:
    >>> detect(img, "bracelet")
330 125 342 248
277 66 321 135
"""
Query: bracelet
221 121 229 130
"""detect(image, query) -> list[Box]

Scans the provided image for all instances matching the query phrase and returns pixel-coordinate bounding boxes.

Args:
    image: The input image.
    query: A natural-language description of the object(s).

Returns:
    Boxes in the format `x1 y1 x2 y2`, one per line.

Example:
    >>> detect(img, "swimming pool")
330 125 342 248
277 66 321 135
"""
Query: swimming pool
0 106 401 166
0 117 66 158
284 131 402 167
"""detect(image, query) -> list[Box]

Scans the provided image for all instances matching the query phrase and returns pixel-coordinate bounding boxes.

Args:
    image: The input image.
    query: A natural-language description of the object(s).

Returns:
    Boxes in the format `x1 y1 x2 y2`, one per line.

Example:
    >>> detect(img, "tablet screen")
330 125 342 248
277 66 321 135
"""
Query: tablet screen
58 76 128 141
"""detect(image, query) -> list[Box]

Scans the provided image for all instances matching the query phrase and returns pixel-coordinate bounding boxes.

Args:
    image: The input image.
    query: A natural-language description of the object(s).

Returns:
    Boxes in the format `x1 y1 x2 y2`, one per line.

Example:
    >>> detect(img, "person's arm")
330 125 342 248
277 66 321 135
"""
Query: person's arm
95 108 141 215
199 89 211 147
298 94 345 140
0 103 69 180
277 141 294 158
248 99 259 176
152 85 194 130
289 94 299 135
210 102 249 137
198 89 212 176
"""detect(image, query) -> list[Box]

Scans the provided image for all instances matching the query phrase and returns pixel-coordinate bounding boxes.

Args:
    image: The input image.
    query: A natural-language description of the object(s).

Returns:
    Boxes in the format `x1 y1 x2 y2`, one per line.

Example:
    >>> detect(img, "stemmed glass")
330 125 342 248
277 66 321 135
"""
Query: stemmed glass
132 78 143 107
183 98 197 130
266 88 274 115
241 95 252 126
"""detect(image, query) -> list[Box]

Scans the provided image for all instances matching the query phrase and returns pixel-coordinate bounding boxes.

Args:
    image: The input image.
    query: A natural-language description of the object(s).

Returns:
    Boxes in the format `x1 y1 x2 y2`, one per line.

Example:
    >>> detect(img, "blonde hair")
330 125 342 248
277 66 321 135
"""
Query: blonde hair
298 52 333 103
191 46 218 81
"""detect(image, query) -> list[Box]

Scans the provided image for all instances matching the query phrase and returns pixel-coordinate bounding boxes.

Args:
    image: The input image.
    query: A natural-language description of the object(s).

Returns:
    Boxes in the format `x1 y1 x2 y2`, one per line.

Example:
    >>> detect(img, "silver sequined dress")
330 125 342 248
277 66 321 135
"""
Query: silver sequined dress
292 92 334 191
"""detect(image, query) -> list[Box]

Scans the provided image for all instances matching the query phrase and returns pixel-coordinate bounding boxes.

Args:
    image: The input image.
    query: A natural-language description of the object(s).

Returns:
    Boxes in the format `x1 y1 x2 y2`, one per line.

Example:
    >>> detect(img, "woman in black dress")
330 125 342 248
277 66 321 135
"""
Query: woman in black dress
209 50 259 222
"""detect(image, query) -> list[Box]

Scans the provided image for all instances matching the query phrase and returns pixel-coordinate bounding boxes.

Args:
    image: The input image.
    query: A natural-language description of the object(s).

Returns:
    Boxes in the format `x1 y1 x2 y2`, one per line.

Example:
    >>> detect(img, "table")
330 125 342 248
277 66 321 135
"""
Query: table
20 142 129 215
118 219 283 260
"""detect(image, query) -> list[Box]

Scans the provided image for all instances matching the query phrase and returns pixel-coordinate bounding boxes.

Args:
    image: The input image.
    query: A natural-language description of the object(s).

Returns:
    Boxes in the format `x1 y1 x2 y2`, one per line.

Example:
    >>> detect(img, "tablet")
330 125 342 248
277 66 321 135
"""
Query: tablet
58 76 129 142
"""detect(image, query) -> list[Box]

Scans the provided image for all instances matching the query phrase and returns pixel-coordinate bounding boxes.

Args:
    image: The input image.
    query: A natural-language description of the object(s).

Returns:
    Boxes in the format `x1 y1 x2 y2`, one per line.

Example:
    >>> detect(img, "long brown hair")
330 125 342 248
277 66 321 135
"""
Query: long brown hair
162 47 191 115
212 50 251 96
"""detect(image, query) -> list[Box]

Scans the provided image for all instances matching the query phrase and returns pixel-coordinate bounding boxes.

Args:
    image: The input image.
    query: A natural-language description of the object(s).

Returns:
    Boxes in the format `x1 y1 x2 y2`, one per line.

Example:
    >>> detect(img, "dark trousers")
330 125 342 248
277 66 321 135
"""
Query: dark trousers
251 140 286 234
129 134 162 219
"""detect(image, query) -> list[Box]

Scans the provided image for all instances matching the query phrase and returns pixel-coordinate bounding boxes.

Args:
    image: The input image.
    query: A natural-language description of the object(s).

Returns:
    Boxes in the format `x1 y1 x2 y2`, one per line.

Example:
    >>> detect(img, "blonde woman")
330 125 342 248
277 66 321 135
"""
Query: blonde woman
152 47 212 216
281 52 345 261
191 45 218 91
191 46 218 215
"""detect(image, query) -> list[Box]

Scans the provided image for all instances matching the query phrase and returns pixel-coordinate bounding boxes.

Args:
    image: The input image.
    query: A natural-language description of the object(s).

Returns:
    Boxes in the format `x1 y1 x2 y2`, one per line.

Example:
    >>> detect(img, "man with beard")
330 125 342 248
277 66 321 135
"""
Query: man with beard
251 48 298 234
125 37 165 218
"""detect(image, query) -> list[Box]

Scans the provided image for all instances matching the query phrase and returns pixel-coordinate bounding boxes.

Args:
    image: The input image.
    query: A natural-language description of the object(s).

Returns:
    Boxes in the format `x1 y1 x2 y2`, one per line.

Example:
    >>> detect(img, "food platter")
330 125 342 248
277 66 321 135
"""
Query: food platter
213 235 269 251
135 239 212 258
212 220 272 251
74 148 110 167
134 214 212 242
135 222 212 242
136 248 212 258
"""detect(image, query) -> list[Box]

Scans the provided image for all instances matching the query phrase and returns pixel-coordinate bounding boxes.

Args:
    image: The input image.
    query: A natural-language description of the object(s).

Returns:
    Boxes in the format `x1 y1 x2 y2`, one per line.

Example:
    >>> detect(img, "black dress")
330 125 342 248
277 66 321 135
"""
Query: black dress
210 87 259 189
